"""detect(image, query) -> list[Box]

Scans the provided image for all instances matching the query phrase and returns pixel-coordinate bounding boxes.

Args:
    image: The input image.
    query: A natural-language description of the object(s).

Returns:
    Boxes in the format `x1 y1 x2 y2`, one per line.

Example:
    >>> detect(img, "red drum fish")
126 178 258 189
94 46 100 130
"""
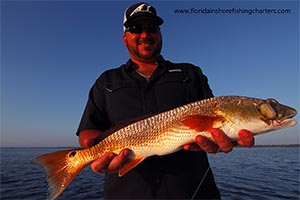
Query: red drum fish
33 96 297 200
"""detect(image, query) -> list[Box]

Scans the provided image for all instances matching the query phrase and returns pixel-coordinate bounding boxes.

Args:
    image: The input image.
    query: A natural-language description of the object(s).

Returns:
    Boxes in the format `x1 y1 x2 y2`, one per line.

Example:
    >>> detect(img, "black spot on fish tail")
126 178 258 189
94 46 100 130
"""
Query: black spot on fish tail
69 151 77 157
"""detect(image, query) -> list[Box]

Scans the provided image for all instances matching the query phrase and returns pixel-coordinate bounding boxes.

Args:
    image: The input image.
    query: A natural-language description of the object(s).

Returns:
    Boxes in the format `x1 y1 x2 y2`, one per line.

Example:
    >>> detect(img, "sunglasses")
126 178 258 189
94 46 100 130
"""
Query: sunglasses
125 24 158 34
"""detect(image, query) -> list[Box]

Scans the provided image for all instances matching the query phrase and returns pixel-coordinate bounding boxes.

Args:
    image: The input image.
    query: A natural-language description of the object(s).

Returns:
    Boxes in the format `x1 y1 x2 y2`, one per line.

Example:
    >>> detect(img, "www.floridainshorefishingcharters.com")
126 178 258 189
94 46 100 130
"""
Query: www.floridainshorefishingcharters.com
174 7 292 15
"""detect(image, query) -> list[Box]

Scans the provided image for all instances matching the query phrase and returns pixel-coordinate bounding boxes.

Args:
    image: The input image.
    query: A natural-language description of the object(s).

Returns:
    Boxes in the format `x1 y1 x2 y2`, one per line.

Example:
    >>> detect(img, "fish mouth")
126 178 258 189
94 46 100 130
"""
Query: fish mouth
282 107 297 120
276 107 297 128
271 118 297 128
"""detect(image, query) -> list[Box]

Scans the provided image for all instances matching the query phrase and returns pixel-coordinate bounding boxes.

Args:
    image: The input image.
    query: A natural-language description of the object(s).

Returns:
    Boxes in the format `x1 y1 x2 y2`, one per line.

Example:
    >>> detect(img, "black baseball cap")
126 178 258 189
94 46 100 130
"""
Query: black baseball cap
123 2 164 29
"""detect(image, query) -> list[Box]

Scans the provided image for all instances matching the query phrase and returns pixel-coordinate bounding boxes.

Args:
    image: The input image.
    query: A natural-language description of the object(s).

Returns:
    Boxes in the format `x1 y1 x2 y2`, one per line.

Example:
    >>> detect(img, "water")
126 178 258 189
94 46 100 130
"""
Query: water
1 147 299 200
208 147 300 200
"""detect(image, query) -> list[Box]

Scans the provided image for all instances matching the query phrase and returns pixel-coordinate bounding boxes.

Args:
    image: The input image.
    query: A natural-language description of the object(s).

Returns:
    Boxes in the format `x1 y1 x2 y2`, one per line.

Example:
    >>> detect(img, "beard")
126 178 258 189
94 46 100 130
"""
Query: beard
138 40 162 60
126 35 163 61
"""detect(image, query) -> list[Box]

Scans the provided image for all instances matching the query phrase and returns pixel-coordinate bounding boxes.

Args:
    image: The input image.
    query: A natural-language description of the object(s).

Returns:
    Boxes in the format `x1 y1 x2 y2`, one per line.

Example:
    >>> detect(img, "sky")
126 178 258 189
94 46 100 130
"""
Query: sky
1 0 299 147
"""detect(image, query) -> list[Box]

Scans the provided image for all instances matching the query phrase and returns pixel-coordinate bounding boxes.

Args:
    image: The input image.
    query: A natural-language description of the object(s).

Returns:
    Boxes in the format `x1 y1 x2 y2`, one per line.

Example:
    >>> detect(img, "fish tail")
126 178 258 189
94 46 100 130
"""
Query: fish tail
33 149 87 200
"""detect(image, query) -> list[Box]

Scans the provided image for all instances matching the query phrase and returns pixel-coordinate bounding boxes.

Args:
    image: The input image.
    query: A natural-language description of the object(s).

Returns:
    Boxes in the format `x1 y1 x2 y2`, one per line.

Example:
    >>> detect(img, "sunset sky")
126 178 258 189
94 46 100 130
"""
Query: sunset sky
2 0 299 147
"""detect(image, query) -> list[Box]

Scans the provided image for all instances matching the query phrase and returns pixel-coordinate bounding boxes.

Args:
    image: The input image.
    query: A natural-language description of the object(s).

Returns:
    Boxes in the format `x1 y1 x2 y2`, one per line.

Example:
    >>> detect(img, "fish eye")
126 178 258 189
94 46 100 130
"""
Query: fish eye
69 151 77 158
267 98 279 109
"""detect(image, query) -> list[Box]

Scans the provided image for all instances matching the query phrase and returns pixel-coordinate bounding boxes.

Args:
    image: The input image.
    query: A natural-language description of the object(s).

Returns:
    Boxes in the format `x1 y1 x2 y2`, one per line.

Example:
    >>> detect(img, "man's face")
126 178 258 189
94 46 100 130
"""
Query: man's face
123 19 162 63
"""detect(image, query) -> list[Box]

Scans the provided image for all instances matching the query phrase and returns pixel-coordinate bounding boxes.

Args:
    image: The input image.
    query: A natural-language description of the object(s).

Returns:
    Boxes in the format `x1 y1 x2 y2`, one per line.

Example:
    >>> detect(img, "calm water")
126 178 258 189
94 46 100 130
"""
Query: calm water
1 147 299 200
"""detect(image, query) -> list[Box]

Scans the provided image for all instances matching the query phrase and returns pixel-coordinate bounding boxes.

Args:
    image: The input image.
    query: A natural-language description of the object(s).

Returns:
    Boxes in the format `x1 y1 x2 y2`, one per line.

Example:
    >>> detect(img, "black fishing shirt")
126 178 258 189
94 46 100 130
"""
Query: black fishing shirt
77 56 221 199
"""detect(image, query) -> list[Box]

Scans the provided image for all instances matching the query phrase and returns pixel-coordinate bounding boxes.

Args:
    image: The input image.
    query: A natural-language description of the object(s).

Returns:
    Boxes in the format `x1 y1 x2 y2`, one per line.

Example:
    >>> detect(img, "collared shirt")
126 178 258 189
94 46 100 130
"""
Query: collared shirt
77 56 220 199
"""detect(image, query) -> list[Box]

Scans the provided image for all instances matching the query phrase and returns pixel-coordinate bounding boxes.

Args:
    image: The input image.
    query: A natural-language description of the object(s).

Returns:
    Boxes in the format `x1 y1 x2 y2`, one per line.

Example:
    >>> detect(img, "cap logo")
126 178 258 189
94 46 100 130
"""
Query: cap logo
130 4 153 16
123 3 163 31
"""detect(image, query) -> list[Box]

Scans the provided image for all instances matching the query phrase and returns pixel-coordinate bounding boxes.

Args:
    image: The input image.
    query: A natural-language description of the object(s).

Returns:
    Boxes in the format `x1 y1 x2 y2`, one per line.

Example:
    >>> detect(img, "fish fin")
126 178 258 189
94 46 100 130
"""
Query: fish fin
33 149 87 200
182 115 221 132
119 156 145 177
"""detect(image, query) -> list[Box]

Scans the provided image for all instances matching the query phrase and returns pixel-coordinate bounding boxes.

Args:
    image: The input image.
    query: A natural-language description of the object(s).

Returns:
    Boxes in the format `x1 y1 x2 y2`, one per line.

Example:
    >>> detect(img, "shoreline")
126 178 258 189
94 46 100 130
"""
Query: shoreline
252 144 300 148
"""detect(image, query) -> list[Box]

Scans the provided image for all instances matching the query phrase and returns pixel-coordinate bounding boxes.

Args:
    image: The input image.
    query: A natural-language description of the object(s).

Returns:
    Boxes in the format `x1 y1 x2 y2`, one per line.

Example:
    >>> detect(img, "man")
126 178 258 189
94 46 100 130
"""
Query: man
77 2 254 199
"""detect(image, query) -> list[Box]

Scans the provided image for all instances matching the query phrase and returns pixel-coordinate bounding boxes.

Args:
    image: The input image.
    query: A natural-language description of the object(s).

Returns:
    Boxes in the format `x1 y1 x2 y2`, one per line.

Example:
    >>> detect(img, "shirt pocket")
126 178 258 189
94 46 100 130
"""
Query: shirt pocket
103 81 143 125
155 74 191 111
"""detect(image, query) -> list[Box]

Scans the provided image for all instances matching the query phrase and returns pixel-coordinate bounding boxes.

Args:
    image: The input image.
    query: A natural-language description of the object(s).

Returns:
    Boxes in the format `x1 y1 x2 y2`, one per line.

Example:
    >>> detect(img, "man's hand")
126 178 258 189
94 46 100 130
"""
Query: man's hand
79 130 134 174
183 128 254 153
90 148 133 174
79 129 103 148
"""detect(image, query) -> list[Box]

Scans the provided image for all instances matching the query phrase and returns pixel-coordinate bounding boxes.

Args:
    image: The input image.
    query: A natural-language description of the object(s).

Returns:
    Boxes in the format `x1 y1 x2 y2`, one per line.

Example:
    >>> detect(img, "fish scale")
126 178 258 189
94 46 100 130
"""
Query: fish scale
89 105 198 157
33 96 297 200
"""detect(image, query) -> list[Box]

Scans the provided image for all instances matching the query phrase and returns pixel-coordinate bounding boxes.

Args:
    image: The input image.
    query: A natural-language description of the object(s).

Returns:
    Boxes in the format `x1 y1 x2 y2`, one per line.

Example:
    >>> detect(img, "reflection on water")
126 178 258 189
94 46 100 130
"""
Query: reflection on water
1 147 299 200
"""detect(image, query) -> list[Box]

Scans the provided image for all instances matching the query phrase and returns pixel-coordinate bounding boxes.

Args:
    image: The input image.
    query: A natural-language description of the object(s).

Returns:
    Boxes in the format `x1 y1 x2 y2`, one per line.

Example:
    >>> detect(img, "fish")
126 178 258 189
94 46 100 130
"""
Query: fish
33 96 297 200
